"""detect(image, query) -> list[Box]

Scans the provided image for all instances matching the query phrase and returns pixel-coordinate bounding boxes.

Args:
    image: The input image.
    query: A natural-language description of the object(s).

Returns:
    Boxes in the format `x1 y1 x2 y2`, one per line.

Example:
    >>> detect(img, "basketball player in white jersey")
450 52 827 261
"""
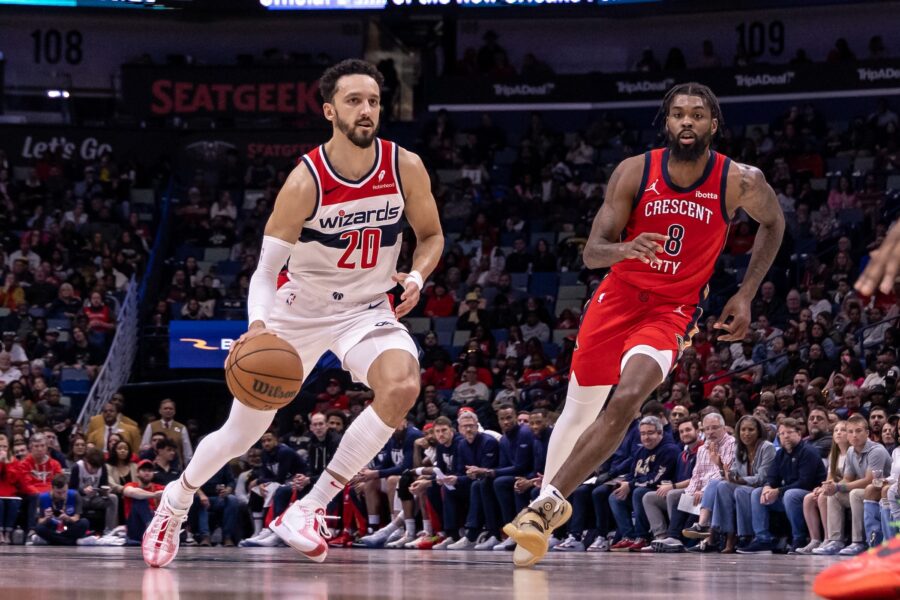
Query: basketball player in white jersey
142 59 444 567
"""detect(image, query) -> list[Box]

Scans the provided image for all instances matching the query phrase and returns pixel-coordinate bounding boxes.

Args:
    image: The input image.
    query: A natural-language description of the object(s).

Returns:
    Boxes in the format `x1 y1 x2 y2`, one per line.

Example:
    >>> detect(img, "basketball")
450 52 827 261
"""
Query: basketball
225 333 303 411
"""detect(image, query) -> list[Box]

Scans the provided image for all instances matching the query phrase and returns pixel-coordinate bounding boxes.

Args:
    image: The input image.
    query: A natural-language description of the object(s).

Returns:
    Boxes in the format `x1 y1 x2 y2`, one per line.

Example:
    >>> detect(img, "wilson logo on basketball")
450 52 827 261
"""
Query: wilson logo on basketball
252 379 298 400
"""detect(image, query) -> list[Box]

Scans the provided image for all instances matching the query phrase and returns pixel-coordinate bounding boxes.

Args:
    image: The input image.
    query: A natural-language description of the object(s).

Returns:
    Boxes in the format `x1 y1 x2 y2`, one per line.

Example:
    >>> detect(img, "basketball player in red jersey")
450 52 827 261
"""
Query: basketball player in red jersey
142 59 444 567
503 83 785 567
813 219 900 600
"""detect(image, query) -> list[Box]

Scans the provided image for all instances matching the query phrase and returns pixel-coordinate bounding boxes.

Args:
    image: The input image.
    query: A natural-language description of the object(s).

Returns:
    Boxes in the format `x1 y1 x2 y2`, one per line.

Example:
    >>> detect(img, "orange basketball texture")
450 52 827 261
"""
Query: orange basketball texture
226 333 303 411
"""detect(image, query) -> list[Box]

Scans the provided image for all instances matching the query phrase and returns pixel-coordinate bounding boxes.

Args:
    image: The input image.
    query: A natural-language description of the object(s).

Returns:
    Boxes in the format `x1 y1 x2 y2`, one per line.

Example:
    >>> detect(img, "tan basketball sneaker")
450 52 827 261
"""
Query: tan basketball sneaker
502 491 572 568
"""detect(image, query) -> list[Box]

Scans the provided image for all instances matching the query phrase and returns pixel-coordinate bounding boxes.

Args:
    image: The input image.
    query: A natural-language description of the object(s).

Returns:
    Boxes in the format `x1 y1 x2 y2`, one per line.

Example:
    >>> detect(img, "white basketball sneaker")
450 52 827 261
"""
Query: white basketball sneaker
269 501 330 563
142 483 189 568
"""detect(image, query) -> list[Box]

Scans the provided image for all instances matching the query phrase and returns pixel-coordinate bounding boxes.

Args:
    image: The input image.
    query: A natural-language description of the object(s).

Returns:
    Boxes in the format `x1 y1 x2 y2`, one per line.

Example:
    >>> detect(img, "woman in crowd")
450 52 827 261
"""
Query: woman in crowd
683 415 775 553
67 434 87 467
796 420 849 554
107 439 138 496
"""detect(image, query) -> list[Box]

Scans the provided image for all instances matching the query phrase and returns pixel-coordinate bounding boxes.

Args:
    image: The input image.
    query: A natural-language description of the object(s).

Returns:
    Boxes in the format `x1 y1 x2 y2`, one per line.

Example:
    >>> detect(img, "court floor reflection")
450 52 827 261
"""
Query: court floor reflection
0 546 835 599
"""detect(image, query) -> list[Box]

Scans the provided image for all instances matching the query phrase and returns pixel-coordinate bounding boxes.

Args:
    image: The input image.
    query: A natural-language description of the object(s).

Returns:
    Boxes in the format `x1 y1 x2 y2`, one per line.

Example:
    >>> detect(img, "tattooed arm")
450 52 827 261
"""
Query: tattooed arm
714 162 785 342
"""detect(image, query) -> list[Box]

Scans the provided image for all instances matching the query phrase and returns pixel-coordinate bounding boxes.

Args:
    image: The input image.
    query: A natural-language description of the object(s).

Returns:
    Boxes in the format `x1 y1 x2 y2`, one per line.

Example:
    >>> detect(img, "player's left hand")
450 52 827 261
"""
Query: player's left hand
391 273 421 318
714 293 751 341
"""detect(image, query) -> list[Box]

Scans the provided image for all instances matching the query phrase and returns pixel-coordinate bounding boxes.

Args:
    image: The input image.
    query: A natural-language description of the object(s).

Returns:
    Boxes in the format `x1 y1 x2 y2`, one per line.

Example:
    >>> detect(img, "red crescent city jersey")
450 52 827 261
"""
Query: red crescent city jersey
611 148 732 304
292 138 404 303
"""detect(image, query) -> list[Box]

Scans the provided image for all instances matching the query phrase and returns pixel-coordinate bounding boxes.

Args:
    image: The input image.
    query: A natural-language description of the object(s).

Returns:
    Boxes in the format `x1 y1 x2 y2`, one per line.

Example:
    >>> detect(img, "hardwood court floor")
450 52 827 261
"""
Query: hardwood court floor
0 546 838 599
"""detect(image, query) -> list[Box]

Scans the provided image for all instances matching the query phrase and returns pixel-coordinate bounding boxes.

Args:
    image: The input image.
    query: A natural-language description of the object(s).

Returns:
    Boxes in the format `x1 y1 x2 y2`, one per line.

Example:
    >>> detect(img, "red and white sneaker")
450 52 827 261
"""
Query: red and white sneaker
269 501 330 563
142 484 189 568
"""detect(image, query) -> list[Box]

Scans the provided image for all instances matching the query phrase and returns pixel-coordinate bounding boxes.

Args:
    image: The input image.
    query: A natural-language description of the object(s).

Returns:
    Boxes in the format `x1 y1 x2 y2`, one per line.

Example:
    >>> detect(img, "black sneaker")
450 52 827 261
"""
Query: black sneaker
682 523 711 540
735 539 774 554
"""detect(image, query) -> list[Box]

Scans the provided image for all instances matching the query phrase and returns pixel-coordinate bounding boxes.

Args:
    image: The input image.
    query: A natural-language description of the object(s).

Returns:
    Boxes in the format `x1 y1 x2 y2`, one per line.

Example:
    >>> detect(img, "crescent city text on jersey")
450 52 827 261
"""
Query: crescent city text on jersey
643 196 716 224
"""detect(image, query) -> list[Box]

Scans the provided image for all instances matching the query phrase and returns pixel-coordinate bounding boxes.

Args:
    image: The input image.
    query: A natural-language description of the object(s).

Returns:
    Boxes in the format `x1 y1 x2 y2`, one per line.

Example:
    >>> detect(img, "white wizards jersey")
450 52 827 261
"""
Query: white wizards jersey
291 138 404 304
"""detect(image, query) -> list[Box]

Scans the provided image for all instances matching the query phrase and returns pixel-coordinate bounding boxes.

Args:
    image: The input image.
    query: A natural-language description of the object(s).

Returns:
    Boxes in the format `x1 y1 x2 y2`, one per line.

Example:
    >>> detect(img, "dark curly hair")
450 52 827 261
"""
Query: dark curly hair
655 82 724 135
319 59 384 104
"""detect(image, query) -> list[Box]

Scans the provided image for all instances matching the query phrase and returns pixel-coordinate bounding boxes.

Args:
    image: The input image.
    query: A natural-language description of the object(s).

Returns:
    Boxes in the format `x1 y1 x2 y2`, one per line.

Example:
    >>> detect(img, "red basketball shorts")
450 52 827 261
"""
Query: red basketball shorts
570 273 702 387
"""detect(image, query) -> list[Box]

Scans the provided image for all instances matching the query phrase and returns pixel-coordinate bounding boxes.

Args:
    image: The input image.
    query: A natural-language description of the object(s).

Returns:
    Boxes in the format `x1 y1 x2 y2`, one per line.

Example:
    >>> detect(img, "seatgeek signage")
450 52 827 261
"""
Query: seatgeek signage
169 320 247 369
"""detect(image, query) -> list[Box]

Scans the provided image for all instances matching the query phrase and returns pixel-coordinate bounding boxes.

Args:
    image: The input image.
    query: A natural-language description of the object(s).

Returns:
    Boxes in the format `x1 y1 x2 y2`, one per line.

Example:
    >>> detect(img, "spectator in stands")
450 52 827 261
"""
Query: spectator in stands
798 420 849 554
67 434 87 467
491 404 535 550
2 380 37 423
737 418 825 553
87 401 141 456
448 366 491 411
869 407 888 444
33 473 90 546
445 410 499 549
305 412 341 485
652 413 735 552
694 416 777 553
46 283 82 321
107 439 138 496
806 407 834 458
608 416 679 552
326 410 347 434
61 327 103 379
827 37 856 63
815 414 892 555
0 274 25 310
83 291 116 342
642 417 703 552
197 464 239 547
314 378 350 414
862 352 896 390
424 283 455 318
141 399 192 468
240 430 306 547
457 292 488 332
122 459 164 543
421 355 456 397
17 433 62 535
0 433 20 544
69 447 117 534
0 353 22 387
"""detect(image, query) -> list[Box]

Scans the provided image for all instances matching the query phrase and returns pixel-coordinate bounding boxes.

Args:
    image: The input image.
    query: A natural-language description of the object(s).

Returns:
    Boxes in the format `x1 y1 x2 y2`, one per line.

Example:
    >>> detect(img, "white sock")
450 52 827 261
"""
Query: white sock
251 513 263 535
170 399 276 510
533 484 565 508
540 374 611 491
423 520 433 535
405 519 416 536
380 521 398 536
369 515 381 528
299 406 394 510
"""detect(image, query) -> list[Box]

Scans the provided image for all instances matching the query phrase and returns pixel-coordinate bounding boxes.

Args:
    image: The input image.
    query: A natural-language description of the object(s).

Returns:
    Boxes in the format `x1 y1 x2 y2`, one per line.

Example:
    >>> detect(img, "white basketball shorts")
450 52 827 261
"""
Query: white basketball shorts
267 279 418 387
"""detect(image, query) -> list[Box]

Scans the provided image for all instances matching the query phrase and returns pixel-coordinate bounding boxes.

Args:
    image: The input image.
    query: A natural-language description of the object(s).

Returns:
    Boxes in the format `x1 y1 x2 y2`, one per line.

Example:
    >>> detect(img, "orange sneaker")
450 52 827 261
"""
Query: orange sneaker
813 535 900 599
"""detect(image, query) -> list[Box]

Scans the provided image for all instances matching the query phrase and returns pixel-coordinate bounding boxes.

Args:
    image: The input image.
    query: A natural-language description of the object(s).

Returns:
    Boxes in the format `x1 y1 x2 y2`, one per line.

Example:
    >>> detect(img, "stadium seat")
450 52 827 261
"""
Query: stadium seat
553 329 578 345
556 298 585 315
130 188 155 207
529 272 559 297
557 285 586 301
558 271 581 286
436 331 452 347
542 342 560 359
175 245 204 262
886 174 900 191
491 328 509 343
510 273 529 291
529 232 553 248
204 247 231 263
216 261 241 276
453 330 472 346
47 318 72 332
0 308 8 318
826 157 852 175
854 156 875 173
60 368 91 396
405 317 431 335
432 316 457 333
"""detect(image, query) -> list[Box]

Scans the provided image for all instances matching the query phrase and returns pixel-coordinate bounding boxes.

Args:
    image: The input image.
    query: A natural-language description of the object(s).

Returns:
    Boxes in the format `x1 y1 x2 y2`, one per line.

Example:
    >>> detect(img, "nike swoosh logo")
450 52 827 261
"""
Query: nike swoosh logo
324 186 340 195
368 300 385 309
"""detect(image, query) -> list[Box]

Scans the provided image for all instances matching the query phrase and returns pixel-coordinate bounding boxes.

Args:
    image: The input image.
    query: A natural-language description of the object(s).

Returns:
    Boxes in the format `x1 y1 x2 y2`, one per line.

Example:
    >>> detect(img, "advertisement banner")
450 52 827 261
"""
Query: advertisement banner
122 65 325 119
428 60 900 109
0 125 177 164
169 320 246 369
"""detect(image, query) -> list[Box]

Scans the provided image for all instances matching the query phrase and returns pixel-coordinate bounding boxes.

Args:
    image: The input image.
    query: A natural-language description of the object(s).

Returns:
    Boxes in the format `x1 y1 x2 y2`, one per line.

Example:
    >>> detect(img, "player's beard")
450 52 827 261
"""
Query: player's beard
667 128 712 162
334 109 379 149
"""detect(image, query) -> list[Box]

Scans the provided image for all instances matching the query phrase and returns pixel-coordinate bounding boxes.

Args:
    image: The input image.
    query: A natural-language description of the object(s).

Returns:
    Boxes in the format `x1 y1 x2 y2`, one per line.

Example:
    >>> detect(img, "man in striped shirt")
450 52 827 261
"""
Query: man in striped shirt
651 413 735 552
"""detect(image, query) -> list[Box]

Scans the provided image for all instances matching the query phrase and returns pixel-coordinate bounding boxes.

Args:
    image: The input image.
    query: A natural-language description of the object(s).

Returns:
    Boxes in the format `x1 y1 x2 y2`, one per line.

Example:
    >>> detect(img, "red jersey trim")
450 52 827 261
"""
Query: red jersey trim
719 157 732 224
660 148 717 194
301 154 320 222
633 151 652 210
320 138 382 188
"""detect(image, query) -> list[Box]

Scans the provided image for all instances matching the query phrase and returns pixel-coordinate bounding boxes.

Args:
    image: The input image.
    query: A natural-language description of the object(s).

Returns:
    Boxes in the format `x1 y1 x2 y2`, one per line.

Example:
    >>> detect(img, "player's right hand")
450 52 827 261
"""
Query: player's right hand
620 232 668 265
226 321 276 367
856 219 900 296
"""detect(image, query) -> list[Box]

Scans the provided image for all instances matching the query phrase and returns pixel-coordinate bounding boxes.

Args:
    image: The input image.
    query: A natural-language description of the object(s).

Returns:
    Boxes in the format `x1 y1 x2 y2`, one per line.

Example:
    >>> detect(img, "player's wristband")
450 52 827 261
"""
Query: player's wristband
415 467 424 476
406 270 424 291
